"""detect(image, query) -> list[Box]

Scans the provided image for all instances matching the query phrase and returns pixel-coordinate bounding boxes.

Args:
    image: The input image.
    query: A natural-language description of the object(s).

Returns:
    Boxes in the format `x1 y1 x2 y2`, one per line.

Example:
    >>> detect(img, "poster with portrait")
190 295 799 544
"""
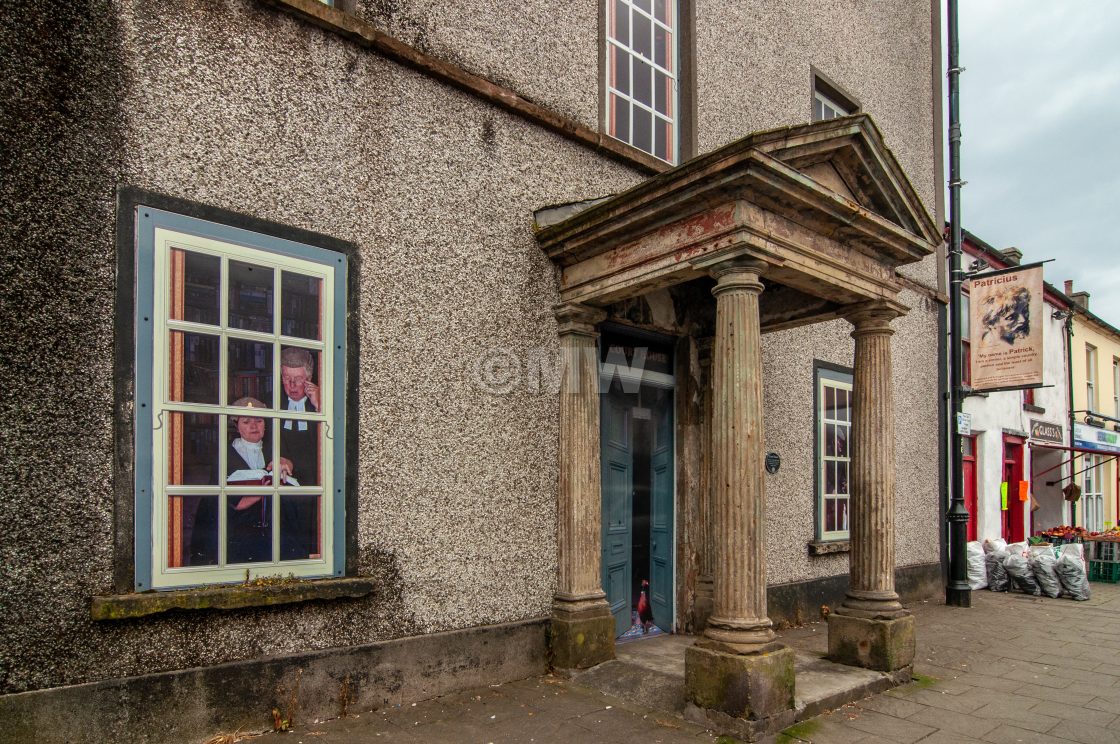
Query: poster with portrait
969 265 1044 391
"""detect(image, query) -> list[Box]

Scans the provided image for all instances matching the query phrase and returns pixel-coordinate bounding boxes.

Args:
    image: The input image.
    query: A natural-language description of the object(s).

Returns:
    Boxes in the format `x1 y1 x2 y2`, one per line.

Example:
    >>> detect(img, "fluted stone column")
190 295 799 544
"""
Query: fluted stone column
694 336 715 629
827 301 915 673
685 258 794 731
550 302 615 670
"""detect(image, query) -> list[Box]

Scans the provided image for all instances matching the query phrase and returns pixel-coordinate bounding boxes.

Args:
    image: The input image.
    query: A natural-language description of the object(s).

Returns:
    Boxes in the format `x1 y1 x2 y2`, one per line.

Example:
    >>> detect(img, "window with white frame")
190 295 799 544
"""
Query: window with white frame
606 0 678 163
817 366 853 540
1086 344 1098 412
1083 455 1104 531
1113 358 1119 418
134 207 347 590
812 75 856 122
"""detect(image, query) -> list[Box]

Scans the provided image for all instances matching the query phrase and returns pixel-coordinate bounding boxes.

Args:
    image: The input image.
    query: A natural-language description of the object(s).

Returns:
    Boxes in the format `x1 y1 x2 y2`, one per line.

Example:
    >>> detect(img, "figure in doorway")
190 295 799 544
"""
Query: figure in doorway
637 578 654 634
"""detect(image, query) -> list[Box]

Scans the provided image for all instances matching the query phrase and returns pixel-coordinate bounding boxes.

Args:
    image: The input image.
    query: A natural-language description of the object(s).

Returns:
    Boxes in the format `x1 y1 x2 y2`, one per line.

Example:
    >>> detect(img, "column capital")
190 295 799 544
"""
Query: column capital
554 302 606 337
844 300 908 336
709 258 767 298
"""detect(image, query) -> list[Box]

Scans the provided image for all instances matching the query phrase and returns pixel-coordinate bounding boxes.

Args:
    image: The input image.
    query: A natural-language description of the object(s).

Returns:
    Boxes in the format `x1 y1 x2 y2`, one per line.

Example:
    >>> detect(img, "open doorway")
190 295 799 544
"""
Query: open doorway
600 331 675 642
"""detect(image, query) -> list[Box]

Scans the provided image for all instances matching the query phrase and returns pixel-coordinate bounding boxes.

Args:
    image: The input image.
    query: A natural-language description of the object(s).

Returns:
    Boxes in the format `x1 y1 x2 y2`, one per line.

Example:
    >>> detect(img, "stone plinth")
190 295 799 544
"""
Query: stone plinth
827 612 915 671
684 641 796 739
550 603 616 670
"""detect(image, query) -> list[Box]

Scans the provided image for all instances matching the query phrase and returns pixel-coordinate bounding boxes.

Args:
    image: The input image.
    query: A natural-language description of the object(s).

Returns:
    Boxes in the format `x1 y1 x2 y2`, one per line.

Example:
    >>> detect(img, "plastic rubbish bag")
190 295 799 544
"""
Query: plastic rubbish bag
1006 541 1029 558
983 538 1008 554
986 549 1010 592
1055 551 1091 601
1059 543 1085 561
967 541 988 590
1030 552 1062 598
1005 553 1041 595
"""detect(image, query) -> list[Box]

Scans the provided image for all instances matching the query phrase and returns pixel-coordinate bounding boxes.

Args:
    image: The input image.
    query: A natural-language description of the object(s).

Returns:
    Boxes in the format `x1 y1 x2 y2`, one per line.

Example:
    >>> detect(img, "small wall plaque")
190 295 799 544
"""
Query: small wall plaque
765 452 780 474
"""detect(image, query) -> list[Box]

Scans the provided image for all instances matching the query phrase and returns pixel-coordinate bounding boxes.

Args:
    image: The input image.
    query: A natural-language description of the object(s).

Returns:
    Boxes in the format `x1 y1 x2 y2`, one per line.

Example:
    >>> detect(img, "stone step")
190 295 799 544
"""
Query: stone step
569 635 910 734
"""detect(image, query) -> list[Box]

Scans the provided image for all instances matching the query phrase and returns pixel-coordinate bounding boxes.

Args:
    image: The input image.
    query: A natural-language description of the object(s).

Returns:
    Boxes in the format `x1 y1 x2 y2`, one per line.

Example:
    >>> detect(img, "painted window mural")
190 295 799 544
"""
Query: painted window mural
134 207 346 589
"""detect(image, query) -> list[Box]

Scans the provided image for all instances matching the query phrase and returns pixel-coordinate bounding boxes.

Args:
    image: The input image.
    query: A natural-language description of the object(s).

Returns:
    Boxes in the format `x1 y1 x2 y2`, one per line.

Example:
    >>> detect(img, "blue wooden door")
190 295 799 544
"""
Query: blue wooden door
601 391 633 638
649 387 674 630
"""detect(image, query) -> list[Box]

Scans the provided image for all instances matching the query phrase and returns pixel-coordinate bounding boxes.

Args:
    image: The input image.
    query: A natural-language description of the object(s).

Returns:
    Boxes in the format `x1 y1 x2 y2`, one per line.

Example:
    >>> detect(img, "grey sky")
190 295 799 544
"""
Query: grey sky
957 1 1120 322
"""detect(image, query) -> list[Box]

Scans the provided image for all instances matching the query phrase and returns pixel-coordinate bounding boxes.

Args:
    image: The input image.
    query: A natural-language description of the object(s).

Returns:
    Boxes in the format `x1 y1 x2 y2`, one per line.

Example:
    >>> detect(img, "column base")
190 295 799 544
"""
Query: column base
827 611 915 671
684 641 795 722
550 603 616 670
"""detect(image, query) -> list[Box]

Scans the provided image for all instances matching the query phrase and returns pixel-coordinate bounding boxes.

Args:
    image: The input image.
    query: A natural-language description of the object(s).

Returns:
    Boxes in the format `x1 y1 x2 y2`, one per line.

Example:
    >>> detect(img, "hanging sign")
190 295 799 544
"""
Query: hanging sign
1029 419 1063 444
969 265 1044 391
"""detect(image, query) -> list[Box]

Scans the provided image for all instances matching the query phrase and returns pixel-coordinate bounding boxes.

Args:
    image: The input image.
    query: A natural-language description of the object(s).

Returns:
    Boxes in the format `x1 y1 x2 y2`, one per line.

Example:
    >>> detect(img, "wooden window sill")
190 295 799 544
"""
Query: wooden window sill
808 540 850 556
90 576 375 621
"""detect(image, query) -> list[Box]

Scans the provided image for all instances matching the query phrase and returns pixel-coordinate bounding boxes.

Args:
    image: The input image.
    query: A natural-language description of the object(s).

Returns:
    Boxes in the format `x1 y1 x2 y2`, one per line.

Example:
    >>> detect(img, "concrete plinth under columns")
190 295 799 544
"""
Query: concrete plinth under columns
683 642 796 740
549 604 616 670
826 612 915 672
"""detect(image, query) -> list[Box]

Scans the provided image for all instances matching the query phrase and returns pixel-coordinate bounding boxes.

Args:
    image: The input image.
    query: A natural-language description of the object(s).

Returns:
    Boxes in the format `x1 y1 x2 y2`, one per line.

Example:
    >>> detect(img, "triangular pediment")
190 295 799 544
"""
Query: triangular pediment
741 115 941 245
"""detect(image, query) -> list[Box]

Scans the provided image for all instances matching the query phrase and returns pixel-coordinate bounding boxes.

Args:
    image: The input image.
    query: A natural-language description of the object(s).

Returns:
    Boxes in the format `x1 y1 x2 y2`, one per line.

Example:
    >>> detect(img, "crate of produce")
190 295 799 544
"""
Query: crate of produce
1088 560 1120 584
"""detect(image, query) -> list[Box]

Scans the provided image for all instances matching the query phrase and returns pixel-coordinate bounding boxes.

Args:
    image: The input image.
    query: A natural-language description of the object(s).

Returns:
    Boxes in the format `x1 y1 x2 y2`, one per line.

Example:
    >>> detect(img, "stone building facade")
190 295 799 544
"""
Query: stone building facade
0 0 944 740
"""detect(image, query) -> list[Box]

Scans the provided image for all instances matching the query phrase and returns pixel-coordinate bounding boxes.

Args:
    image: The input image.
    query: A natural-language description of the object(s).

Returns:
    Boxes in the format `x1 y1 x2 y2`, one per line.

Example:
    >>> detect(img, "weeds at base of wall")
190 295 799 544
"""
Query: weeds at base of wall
272 669 303 732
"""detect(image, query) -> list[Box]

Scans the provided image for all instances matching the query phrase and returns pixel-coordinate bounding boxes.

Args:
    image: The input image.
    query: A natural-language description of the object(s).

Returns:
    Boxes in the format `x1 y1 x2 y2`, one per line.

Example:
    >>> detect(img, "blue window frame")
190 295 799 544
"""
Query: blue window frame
133 206 347 590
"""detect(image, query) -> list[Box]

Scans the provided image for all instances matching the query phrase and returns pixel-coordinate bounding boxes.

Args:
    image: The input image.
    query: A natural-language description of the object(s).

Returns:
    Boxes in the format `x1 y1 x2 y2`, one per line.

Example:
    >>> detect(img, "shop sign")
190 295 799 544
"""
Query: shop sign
969 265 1044 391
1073 422 1120 454
1029 419 1063 444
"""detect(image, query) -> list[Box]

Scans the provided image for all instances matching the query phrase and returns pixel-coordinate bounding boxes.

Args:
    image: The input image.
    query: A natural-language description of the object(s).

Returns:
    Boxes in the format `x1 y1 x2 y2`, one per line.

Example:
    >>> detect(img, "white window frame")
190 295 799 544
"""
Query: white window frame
605 0 679 164
1083 455 1104 532
813 89 849 121
817 369 853 541
1086 344 1098 412
1113 357 1119 418
134 208 347 591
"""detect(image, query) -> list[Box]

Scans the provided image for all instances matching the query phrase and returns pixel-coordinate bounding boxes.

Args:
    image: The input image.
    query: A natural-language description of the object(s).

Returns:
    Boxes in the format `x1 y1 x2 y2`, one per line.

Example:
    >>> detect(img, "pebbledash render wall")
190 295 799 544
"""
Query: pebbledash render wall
1 0 942 716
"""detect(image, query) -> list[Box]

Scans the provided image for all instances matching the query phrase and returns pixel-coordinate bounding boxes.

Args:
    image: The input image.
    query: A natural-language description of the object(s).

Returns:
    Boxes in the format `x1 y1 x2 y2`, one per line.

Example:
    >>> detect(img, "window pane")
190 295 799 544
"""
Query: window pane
836 423 848 458
633 107 653 154
838 497 849 532
281 420 322 487
170 249 220 325
824 385 836 420
169 331 219 404
825 460 836 495
612 45 631 96
654 26 671 70
611 93 630 140
837 461 849 495
633 10 652 59
961 294 970 339
281 494 322 560
813 98 824 121
654 71 671 115
170 494 218 567
838 389 850 422
229 260 274 333
654 117 668 161
634 0 652 14
281 271 323 341
654 0 671 25
227 406 274 484
825 497 837 532
226 493 273 564
228 339 274 407
612 0 629 45
825 423 836 457
633 58 653 107
962 436 974 457
168 412 219 486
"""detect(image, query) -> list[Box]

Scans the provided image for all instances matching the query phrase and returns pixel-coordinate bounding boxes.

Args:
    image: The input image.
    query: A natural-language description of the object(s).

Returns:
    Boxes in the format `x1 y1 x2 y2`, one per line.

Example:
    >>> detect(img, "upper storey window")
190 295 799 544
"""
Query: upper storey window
812 74 858 122
606 0 679 163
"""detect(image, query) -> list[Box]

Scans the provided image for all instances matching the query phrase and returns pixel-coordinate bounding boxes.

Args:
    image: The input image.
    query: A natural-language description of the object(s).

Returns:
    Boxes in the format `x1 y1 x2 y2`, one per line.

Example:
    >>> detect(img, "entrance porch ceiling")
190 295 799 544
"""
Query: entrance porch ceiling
535 116 940 309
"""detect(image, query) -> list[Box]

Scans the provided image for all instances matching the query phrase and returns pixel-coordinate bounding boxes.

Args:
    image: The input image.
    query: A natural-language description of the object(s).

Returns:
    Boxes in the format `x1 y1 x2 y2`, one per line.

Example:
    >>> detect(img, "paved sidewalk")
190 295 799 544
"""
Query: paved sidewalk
257 582 1120 743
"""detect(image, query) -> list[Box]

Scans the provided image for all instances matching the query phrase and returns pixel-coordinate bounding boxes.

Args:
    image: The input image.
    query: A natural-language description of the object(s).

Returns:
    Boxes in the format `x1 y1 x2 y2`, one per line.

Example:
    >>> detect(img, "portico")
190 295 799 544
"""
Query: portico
535 115 940 730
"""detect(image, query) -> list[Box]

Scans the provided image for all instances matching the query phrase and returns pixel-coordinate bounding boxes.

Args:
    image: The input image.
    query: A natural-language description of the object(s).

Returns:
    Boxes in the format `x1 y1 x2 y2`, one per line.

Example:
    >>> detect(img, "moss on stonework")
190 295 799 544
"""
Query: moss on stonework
777 718 821 743
911 673 937 688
